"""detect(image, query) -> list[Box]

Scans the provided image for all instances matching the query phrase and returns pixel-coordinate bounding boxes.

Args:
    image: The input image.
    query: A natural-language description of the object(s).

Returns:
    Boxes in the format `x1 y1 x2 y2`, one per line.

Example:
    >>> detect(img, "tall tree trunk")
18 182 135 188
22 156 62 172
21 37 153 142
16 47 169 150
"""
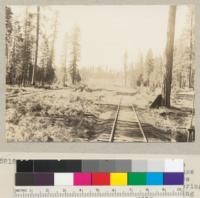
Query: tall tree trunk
22 8 28 86
31 6 40 85
188 10 193 88
6 41 9 81
49 12 58 70
62 33 68 86
72 54 76 85
124 51 128 87
8 37 16 85
179 72 182 88
70 26 80 85
161 6 176 108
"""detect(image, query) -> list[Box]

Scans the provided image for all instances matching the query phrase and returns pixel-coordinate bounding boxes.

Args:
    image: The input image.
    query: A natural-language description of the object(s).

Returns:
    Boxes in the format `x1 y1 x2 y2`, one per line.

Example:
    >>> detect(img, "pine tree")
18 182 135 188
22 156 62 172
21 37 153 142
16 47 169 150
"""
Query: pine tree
161 6 176 107
39 34 49 85
188 7 195 88
70 26 81 85
137 54 144 87
10 21 24 85
61 33 68 86
5 6 13 83
123 51 128 87
150 56 163 88
31 6 40 85
144 49 154 86
21 8 36 86
172 6 195 90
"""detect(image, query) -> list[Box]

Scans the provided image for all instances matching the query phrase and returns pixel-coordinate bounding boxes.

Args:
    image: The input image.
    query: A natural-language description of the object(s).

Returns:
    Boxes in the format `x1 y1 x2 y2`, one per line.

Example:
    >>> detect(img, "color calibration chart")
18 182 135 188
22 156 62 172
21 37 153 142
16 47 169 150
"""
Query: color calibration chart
14 159 185 197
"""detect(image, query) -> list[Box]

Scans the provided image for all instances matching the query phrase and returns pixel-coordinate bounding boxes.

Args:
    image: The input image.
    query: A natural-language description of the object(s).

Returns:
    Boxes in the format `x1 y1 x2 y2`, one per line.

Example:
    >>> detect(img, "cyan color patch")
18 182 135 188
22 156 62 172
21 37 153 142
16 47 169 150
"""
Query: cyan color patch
147 172 163 185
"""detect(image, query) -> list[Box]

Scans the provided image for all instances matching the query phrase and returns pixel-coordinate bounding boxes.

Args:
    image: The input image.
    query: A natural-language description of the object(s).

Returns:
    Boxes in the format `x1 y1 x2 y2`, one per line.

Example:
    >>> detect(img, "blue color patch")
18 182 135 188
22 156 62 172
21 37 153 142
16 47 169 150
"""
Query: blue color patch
147 172 163 185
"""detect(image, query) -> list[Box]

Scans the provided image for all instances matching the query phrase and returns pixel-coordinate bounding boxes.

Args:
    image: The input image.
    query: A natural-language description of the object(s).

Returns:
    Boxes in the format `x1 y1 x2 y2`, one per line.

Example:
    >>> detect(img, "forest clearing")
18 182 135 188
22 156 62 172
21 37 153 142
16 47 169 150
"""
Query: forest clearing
6 84 194 142
6 5 195 142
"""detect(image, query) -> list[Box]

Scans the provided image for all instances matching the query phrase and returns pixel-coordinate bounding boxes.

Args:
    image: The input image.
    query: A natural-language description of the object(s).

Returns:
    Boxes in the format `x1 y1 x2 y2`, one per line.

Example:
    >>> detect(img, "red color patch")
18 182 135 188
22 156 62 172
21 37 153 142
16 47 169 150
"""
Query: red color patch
92 173 110 185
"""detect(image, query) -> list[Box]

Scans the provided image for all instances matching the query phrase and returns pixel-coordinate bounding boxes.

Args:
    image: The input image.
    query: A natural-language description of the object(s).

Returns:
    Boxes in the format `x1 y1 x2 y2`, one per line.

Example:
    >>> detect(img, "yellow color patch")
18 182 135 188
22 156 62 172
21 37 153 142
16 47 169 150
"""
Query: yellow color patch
110 173 127 186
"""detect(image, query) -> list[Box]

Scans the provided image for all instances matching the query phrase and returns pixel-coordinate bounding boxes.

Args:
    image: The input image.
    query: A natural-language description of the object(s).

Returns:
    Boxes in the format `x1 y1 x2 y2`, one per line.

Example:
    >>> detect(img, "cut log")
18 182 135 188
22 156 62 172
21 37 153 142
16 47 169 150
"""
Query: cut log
150 94 162 109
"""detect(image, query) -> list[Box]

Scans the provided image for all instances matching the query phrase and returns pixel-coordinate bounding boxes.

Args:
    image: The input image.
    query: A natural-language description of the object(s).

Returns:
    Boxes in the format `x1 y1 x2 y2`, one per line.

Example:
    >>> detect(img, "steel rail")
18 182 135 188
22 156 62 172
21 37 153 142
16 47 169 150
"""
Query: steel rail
109 98 122 142
131 105 148 143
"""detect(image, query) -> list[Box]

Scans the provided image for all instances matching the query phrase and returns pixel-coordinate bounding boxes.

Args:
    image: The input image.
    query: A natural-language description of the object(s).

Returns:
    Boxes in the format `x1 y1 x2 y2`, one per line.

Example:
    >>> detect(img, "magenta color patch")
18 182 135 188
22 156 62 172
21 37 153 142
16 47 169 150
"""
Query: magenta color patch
74 173 92 186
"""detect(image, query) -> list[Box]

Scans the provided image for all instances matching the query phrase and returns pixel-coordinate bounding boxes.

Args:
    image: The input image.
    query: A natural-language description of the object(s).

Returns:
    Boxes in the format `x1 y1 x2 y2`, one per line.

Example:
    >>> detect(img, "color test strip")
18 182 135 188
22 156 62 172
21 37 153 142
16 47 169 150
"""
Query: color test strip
34 160 82 172
114 160 132 172
16 159 184 186
82 160 132 172
164 173 184 185
128 172 146 185
15 172 184 186
82 160 100 172
16 173 34 186
16 173 54 186
54 173 73 186
17 160 34 172
132 160 147 172
147 160 165 172
165 159 184 172
97 160 116 172
110 173 127 186
92 173 110 185
34 173 54 186
16 160 184 173
74 173 92 186
147 173 163 185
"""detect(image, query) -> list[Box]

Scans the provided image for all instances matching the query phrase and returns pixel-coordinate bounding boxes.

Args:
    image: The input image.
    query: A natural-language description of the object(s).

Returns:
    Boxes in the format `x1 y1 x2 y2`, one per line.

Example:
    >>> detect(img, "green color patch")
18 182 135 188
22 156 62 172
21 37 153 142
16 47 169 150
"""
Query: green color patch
128 172 147 185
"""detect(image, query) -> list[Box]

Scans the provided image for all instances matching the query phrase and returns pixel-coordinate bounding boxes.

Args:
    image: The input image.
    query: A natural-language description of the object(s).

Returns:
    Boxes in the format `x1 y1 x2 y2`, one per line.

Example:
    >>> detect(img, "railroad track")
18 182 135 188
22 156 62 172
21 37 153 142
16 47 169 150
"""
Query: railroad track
108 98 148 143
104 98 172 143
95 95 173 143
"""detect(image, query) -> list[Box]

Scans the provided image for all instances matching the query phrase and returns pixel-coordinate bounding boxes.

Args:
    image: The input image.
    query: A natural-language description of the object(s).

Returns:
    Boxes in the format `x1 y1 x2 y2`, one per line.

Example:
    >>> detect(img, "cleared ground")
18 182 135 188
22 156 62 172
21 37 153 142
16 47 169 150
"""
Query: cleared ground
6 83 194 142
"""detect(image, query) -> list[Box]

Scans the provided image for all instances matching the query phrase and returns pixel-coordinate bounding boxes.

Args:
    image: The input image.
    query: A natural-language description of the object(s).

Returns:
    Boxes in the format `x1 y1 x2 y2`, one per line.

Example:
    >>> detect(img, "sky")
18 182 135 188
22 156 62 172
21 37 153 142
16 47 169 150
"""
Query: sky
11 5 189 71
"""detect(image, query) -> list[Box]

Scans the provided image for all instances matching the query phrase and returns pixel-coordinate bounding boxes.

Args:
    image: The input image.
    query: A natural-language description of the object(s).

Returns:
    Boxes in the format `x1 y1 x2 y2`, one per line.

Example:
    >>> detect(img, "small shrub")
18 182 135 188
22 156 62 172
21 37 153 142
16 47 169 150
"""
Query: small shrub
30 103 42 112
17 105 26 115
13 90 19 94
6 108 21 124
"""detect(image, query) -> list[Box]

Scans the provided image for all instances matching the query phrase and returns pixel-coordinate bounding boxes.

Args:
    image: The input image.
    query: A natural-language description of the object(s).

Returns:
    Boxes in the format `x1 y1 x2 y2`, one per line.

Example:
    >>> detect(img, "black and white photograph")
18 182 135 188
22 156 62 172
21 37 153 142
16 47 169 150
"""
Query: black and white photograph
6 5 195 142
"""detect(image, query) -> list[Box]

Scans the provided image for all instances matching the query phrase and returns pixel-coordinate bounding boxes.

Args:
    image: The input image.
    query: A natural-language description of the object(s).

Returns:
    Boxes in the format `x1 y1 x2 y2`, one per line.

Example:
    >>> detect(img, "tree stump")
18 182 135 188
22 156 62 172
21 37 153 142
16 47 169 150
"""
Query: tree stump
150 94 162 109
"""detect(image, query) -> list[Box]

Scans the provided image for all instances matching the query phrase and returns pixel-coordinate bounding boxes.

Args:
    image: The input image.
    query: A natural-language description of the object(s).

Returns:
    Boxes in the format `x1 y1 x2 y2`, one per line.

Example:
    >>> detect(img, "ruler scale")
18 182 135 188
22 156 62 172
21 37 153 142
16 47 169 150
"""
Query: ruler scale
14 186 185 197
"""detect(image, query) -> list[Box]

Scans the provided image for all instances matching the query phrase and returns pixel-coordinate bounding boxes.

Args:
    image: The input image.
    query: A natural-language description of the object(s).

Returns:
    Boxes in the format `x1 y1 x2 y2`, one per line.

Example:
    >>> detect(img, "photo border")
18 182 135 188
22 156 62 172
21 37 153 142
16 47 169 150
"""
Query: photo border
0 0 199 154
